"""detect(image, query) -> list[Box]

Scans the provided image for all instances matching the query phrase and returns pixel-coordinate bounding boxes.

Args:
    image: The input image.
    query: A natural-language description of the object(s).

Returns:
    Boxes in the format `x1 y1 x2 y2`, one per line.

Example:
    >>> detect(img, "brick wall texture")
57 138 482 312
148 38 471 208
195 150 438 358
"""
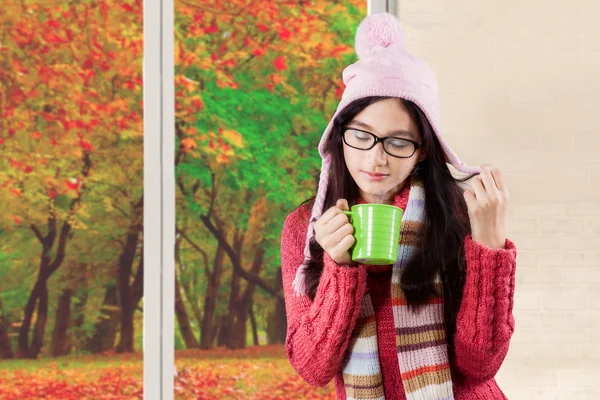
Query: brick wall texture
396 1 600 398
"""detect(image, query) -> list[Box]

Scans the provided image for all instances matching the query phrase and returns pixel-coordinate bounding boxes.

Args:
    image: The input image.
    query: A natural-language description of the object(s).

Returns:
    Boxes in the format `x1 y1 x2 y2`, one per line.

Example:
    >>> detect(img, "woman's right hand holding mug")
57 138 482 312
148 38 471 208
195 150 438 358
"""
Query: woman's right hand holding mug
314 199 356 266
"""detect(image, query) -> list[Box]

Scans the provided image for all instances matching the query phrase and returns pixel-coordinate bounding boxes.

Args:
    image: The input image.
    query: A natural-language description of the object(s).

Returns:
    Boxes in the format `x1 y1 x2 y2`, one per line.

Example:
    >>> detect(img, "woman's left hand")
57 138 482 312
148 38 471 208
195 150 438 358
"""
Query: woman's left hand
463 164 509 249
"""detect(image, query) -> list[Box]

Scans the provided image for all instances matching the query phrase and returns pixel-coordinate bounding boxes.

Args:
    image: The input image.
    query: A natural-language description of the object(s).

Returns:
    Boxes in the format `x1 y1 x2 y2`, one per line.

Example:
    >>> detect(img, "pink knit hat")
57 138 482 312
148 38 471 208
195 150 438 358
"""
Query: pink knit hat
292 12 482 296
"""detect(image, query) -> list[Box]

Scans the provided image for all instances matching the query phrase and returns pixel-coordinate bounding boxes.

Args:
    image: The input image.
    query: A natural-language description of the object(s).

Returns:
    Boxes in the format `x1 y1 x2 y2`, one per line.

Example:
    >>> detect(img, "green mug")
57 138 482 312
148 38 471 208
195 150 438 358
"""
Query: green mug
342 204 403 265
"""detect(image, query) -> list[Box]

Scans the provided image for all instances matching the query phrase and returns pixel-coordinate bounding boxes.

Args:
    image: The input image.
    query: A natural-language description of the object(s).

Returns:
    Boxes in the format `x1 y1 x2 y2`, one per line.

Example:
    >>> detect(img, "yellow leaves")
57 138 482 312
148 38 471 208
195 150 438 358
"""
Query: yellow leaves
64 189 79 199
175 43 200 67
216 153 229 165
247 196 268 244
121 130 142 140
311 1 329 14
196 56 213 70
103 197 114 212
220 129 245 148
184 126 197 136
59 202 91 230
175 75 199 93
69 203 89 230
174 41 182 64
181 138 197 151
0 0 146 239
271 74 285 85
215 70 236 89
236 50 250 60
109 98 130 113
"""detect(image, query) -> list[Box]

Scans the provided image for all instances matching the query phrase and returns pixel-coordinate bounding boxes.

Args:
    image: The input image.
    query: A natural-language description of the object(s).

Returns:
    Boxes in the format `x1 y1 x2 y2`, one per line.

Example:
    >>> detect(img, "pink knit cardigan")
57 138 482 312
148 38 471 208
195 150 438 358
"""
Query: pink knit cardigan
280 189 517 399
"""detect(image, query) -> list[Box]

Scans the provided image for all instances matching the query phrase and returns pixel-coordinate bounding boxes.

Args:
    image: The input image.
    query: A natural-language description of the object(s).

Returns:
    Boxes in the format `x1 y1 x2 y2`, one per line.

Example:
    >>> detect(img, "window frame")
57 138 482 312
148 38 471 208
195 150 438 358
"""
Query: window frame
142 1 396 399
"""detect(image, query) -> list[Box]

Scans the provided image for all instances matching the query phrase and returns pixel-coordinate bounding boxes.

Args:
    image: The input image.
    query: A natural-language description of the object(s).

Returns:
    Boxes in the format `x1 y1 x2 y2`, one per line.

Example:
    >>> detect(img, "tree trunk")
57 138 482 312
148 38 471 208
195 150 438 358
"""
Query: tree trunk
228 246 264 350
17 256 47 359
0 297 13 359
267 267 287 345
232 301 247 349
50 289 73 357
249 303 259 346
173 236 198 349
30 280 50 358
17 152 90 359
186 289 203 337
115 230 138 354
17 270 51 359
175 269 199 349
216 315 228 347
116 197 143 354
223 230 244 350
226 262 241 349
86 284 120 353
0 322 12 359
72 263 89 345
199 243 225 349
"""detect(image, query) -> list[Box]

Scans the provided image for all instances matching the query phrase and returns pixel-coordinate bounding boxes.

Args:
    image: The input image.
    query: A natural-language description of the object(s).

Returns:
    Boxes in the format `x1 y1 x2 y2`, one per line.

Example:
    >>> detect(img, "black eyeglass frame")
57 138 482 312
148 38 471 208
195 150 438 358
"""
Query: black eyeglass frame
341 127 423 159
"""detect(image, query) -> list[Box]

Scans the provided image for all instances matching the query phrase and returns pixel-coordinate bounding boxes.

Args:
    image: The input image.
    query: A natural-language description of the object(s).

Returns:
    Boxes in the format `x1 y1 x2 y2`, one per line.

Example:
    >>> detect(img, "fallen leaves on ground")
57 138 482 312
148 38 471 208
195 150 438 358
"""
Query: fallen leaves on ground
0 364 142 400
0 345 336 399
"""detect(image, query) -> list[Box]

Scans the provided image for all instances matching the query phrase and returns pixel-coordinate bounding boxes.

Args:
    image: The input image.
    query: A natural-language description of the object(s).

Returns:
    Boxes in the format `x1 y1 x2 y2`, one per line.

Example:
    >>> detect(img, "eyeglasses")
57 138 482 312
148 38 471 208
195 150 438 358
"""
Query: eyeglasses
341 127 423 158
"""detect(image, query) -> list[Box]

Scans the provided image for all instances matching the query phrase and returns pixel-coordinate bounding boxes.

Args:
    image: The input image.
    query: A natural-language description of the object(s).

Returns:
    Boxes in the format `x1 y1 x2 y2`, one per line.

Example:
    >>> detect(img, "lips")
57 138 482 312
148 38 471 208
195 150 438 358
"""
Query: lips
362 171 389 181
364 171 388 176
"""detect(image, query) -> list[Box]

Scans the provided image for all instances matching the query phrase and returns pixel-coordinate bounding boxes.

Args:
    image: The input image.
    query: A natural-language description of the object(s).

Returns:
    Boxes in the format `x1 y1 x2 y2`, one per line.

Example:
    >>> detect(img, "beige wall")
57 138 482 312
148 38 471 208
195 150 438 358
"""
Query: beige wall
397 1 600 398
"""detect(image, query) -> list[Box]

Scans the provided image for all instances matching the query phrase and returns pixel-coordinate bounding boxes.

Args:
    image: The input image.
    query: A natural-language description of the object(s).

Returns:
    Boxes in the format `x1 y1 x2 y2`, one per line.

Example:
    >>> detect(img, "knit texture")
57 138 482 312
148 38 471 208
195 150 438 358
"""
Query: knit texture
339 177 452 400
281 187 518 399
293 12 482 297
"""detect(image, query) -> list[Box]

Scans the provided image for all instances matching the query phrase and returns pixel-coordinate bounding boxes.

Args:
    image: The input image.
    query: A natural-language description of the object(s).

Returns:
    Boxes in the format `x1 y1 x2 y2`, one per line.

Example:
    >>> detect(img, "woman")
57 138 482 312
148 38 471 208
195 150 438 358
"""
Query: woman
280 12 517 400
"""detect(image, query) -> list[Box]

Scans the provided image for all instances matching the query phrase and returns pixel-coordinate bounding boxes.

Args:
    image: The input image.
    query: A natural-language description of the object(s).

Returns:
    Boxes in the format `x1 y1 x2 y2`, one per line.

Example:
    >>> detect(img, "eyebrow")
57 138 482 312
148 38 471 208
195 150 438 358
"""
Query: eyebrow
349 120 416 139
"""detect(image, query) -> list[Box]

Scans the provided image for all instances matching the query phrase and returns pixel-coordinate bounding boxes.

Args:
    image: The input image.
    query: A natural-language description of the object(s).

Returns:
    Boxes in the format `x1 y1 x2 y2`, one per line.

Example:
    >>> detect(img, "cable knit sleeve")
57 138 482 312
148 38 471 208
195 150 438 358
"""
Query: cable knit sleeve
452 234 517 382
280 207 368 387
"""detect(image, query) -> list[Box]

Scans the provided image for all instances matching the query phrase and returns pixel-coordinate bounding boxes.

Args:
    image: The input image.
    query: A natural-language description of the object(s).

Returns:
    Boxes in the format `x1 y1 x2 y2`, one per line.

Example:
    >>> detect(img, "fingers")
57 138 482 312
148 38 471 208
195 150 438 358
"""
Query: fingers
330 234 355 260
316 211 348 238
336 198 350 211
469 174 487 202
479 164 509 201
322 222 354 252
479 168 500 198
315 199 352 249
463 187 477 214
466 165 509 215
316 198 349 229
488 165 509 199
317 213 351 246
327 212 351 232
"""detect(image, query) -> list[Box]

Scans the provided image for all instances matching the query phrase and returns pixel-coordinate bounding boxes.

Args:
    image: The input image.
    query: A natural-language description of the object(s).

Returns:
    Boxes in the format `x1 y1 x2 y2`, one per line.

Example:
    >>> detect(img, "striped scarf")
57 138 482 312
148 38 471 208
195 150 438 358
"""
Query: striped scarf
342 177 454 400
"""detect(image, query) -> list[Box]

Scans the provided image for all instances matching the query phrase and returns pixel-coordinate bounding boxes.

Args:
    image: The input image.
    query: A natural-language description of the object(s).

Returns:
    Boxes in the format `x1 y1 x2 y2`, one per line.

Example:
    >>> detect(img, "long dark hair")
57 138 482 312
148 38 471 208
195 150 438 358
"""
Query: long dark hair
298 96 478 362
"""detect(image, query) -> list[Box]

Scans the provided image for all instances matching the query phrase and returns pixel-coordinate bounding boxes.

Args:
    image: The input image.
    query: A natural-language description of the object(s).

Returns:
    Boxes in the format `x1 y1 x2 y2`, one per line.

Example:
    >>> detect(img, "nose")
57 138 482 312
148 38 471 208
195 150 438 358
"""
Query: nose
366 142 388 165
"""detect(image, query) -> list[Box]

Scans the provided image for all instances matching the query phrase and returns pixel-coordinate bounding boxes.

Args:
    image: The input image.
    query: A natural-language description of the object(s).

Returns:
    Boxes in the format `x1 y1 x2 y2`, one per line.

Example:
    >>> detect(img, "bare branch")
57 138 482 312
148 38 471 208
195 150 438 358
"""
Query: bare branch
29 223 44 243
176 227 212 278
200 214 282 300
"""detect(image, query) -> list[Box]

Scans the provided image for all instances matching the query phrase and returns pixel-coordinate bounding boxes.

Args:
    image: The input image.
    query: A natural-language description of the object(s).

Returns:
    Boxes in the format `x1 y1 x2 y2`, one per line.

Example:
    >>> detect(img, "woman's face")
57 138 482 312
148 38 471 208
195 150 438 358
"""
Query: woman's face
343 98 423 205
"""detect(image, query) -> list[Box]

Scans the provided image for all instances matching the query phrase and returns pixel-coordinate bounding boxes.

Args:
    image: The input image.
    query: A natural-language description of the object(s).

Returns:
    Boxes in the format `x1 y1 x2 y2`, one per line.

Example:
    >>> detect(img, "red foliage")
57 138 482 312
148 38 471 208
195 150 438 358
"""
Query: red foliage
273 56 287 71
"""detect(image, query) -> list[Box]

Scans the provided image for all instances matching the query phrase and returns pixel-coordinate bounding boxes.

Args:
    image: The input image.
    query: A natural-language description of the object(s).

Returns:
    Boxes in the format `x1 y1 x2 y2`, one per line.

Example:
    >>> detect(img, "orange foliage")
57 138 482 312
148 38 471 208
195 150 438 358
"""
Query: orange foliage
0 0 144 228
0 346 337 399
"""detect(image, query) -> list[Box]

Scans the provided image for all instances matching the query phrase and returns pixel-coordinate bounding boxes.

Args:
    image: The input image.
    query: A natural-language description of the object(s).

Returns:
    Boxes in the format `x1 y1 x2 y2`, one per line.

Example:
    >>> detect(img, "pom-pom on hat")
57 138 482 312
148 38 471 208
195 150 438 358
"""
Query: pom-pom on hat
292 12 482 296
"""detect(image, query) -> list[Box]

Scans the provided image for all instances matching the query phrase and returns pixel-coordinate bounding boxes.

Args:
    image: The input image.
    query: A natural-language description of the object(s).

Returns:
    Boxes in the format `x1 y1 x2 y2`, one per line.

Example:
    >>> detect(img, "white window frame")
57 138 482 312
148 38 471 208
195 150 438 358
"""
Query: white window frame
143 0 174 398
142 0 395 399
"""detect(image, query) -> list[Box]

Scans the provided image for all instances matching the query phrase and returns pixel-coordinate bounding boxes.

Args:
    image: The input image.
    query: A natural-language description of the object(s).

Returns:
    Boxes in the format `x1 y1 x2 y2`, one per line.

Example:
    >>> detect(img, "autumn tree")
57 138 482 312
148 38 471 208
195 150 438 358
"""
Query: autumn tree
173 0 365 349
0 0 143 357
